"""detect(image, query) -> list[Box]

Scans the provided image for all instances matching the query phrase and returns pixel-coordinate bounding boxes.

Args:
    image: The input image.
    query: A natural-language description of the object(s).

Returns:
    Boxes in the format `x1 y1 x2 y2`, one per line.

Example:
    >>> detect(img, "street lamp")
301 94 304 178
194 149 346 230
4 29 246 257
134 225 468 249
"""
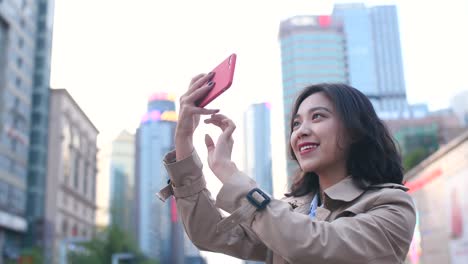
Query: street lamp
111 253 134 264
59 237 89 264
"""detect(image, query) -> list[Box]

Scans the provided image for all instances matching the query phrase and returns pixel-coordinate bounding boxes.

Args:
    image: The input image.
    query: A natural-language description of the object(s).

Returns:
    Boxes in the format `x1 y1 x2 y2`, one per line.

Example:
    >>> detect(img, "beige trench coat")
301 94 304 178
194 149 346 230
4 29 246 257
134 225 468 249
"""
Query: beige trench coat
157 150 416 264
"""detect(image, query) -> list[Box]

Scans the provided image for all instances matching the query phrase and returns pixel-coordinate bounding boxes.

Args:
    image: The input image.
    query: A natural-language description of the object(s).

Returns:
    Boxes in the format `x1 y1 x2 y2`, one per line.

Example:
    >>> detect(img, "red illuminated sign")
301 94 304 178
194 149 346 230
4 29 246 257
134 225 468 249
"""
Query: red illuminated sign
405 168 443 193
318 16 331 27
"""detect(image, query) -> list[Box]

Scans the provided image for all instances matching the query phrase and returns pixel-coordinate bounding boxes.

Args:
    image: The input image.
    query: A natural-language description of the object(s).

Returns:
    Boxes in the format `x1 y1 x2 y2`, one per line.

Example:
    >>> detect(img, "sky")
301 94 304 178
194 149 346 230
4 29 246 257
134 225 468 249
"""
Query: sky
50 0 468 263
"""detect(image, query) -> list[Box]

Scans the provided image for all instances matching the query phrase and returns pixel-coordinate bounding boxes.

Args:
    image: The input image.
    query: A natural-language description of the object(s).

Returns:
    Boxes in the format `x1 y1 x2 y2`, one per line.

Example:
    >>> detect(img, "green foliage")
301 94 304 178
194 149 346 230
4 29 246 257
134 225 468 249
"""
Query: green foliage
68 225 158 264
403 147 431 172
5 247 44 264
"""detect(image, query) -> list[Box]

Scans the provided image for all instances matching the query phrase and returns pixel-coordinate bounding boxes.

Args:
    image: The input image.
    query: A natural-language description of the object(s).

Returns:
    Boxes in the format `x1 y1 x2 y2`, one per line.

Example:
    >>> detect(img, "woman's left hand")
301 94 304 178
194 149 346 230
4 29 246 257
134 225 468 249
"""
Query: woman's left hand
204 114 239 183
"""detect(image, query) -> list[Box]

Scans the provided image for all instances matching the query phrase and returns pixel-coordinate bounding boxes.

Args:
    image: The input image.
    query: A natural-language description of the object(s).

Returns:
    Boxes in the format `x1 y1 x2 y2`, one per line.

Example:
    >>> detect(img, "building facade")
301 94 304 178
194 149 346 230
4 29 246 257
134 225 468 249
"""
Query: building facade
244 103 273 196
46 89 98 263
109 130 135 236
26 0 56 251
384 109 465 157
405 130 468 264
135 92 184 263
278 15 347 183
450 90 468 127
0 0 53 260
243 103 273 264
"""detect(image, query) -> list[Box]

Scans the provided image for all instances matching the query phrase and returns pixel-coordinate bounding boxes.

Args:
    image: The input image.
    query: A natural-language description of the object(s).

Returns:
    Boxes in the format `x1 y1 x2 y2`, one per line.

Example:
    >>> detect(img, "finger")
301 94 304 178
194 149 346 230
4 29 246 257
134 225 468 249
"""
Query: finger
185 81 215 104
220 119 236 139
205 134 215 152
204 114 230 130
182 105 220 116
189 74 206 86
188 72 215 93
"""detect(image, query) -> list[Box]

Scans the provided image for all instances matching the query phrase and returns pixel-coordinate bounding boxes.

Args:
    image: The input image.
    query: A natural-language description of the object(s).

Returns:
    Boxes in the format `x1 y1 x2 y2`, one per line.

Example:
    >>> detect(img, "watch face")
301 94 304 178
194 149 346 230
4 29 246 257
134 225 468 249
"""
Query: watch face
247 188 271 210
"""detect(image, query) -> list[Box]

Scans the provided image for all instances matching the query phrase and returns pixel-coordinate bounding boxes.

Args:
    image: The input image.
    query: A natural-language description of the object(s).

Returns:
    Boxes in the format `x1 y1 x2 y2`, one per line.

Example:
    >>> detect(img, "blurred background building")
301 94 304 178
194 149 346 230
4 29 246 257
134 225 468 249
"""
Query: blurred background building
278 14 347 183
109 130 135 236
405 130 468 264
333 4 408 117
0 0 55 261
450 90 468 127
46 89 98 262
135 92 188 263
244 102 273 196
25 0 56 256
243 102 273 264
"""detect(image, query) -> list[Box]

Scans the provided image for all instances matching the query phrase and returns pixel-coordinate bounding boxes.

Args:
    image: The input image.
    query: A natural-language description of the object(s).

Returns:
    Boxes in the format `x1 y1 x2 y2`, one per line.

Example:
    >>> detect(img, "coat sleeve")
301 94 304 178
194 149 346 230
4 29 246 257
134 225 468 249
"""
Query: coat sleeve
215 171 417 264
158 150 267 261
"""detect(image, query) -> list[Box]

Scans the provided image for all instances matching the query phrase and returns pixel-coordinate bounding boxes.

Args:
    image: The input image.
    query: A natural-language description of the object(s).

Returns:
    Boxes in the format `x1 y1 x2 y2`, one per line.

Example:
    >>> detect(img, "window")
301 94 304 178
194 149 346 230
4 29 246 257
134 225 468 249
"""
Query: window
83 162 88 195
35 56 44 69
74 154 80 189
0 181 8 206
38 2 47 14
9 186 26 214
16 57 22 68
15 77 21 88
72 224 78 237
62 122 71 183
34 73 43 86
18 37 24 49
0 155 10 171
36 37 44 50
32 94 42 107
31 133 39 144
62 219 68 235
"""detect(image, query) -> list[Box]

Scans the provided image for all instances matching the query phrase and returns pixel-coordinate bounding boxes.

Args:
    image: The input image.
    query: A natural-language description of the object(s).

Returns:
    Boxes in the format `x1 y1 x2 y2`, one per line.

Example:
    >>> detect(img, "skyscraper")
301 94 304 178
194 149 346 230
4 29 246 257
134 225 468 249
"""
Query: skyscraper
244 103 272 264
278 15 347 183
135 92 184 263
0 0 54 260
333 3 408 116
244 103 273 195
109 130 135 235
26 0 56 251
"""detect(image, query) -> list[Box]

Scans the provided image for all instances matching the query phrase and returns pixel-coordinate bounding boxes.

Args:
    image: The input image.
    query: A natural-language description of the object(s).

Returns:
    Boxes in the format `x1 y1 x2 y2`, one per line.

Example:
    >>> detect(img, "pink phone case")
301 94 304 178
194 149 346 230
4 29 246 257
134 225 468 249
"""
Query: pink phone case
196 53 237 108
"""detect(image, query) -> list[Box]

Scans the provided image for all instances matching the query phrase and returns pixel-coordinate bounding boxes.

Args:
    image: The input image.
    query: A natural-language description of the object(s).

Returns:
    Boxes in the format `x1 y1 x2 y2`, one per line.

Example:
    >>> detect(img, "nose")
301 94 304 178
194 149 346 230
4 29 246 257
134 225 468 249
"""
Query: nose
296 123 311 139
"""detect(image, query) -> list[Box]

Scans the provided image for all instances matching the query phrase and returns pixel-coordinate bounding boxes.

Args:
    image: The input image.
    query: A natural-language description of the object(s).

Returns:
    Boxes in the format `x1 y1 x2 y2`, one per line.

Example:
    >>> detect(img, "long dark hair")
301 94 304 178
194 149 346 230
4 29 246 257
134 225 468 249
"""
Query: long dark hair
287 83 403 197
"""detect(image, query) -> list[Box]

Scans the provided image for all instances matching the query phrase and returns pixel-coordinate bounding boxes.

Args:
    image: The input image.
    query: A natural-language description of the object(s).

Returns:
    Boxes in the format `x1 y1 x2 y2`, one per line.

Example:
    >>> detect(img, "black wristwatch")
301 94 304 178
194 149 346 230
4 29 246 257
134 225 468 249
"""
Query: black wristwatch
246 188 271 210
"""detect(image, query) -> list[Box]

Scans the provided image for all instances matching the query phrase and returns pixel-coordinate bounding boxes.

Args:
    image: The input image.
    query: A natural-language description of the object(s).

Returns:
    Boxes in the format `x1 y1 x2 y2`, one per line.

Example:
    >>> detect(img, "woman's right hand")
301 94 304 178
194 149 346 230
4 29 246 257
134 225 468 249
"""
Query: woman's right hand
175 73 220 160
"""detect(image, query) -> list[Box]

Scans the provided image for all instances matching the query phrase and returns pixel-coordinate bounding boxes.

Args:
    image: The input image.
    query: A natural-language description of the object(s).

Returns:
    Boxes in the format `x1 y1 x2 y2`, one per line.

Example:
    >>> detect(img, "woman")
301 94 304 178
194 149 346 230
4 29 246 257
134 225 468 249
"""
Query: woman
157 73 416 264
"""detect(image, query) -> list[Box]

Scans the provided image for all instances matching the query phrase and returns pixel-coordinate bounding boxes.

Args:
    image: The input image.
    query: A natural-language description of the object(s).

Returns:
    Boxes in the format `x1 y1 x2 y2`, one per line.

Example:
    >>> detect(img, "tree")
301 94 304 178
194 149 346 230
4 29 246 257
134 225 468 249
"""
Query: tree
68 225 158 264
403 147 431 172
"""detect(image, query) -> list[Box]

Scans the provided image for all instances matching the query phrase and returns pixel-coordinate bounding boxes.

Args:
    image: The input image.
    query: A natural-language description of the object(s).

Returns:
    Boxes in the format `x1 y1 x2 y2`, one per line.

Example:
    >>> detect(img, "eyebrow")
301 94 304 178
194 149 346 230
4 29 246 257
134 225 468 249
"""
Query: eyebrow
293 106 332 119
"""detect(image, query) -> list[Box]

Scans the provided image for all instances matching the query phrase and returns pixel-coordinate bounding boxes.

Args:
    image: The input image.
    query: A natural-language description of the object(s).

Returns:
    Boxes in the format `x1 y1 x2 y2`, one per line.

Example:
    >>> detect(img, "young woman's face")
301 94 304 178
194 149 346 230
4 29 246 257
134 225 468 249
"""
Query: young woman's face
290 92 348 174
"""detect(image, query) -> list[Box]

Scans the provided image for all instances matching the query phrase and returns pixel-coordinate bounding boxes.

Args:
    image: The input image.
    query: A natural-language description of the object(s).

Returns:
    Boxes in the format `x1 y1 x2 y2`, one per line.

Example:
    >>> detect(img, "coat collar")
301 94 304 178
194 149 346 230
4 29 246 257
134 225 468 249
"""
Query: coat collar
324 177 365 202
324 177 409 202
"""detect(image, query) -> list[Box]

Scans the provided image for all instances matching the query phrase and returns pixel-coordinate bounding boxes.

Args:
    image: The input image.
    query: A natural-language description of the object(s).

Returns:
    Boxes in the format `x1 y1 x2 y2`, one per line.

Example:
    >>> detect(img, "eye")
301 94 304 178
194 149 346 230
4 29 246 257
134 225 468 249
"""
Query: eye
292 120 301 128
312 113 324 120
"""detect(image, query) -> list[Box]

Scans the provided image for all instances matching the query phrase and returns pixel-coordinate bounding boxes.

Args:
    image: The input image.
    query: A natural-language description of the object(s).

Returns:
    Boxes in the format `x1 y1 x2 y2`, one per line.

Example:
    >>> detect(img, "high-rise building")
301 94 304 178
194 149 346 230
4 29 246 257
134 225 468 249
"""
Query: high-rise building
333 3 408 116
0 0 54 260
450 90 468 127
26 0 56 251
46 89 99 263
135 92 184 263
278 15 347 183
244 103 273 196
109 130 135 236
244 103 273 264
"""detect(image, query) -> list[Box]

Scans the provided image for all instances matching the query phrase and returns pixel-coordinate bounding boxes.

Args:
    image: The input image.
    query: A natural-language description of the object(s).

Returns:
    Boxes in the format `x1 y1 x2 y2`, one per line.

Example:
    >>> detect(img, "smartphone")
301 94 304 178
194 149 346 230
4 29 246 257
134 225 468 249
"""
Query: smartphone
196 53 237 108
